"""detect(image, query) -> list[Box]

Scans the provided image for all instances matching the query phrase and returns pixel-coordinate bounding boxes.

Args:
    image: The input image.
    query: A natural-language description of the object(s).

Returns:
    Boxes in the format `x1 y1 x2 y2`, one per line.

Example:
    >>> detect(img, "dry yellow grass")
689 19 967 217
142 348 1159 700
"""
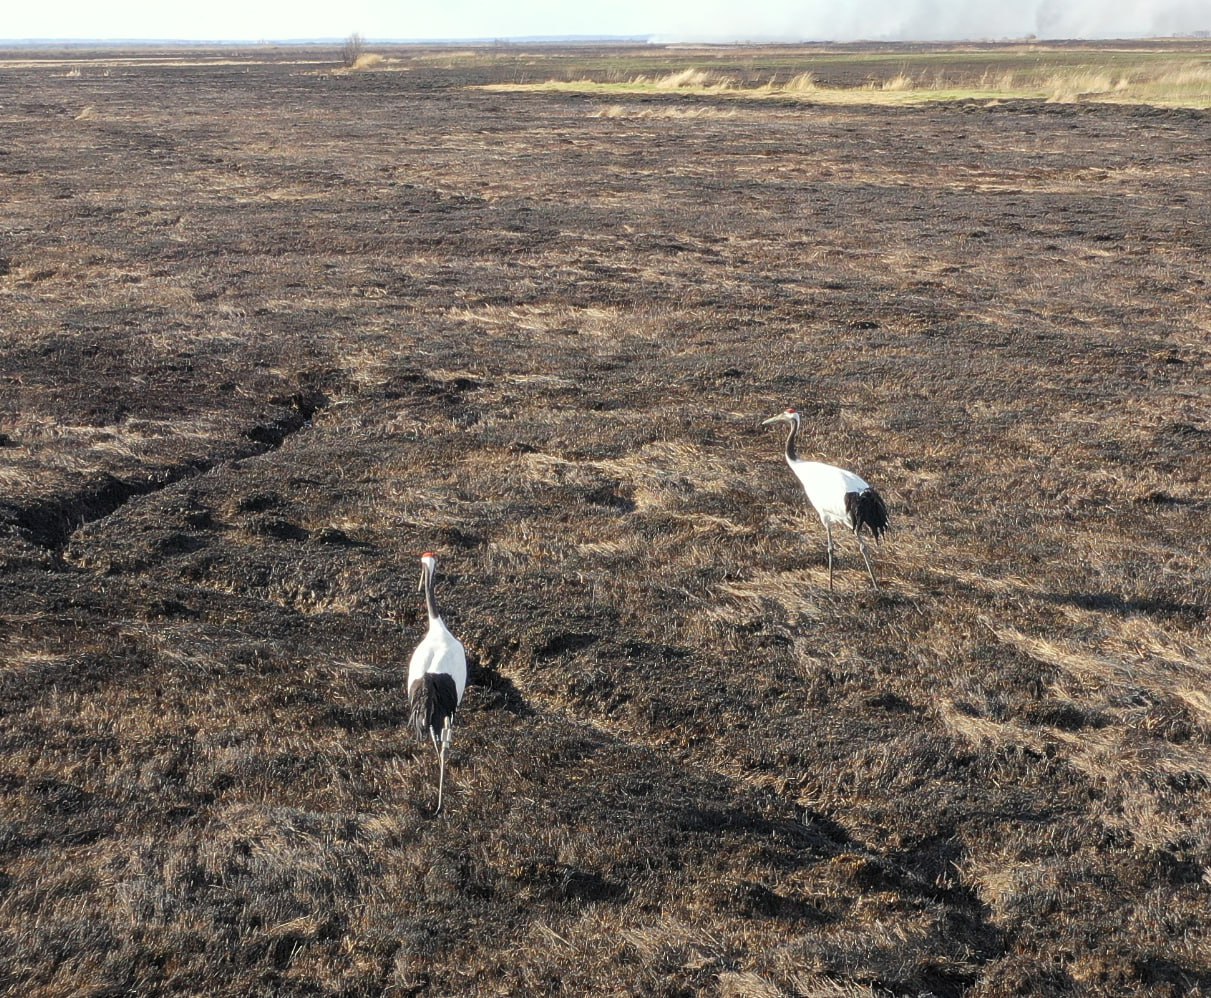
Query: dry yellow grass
716 568 824 626
648 67 730 90
1045 70 1120 101
594 104 737 119
783 71 819 93
993 623 1211 719
488 53 1211 108
880 73 915 92
936 700 1048 754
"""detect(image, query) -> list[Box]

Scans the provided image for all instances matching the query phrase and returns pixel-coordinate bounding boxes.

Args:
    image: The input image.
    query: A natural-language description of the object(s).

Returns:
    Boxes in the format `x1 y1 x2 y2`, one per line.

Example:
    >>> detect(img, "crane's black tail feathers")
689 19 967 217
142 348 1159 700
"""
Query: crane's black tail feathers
845 488 889 541
409 673 459 744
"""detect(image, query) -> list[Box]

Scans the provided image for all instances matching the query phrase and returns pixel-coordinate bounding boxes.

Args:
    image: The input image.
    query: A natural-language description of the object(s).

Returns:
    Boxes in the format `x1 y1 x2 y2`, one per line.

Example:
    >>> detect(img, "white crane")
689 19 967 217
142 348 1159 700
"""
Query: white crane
407 552 467 814
761 408 889 591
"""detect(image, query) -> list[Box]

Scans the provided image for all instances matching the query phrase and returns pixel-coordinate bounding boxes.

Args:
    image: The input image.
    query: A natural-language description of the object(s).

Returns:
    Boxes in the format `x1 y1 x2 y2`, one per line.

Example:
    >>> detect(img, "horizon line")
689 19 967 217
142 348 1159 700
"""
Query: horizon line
3 32 1210 47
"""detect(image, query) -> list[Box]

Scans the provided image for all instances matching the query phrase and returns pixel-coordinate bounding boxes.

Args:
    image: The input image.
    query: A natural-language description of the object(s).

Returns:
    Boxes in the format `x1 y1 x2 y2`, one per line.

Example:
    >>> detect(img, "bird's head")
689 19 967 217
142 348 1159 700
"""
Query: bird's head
418 551 437 590
761 408 800 428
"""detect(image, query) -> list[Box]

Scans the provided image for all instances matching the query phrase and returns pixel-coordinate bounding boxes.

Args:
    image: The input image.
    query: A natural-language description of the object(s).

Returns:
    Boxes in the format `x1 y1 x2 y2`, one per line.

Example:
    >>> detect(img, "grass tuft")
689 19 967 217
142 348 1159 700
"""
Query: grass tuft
651 67 716 89
349 52 384 71
880 72 915 91
783 71 819 92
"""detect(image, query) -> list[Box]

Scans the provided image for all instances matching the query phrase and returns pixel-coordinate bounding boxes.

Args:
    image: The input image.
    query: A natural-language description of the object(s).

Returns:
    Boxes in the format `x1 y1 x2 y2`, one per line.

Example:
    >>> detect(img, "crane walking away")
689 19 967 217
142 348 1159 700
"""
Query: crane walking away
407 552 467 814
761 408 889 591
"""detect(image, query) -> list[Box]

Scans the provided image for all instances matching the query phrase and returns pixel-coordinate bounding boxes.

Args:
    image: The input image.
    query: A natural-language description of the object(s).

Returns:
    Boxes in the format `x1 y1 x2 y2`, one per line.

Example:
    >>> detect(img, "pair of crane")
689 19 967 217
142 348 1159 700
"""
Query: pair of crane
406 407 888 813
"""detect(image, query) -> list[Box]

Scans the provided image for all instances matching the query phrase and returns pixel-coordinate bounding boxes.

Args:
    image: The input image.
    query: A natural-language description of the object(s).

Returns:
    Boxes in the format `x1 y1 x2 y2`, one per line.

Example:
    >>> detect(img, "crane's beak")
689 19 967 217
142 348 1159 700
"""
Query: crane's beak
417 567 426 592
761 414 787 426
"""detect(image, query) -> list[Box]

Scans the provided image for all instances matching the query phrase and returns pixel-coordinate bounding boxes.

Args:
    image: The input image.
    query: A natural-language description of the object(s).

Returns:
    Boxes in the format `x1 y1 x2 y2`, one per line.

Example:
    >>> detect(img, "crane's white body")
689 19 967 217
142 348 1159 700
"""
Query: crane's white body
407 617 467 705
787 459 873 530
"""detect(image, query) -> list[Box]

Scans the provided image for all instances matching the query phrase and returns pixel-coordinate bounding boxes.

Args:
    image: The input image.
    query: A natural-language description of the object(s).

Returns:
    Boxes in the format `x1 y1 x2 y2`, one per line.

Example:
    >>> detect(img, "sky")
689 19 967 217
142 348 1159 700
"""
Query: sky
5 0 1210 42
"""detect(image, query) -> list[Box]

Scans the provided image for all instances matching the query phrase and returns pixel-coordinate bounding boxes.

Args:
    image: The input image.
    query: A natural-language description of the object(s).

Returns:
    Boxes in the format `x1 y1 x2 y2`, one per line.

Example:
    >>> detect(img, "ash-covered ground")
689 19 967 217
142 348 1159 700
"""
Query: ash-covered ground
1 44 1209 997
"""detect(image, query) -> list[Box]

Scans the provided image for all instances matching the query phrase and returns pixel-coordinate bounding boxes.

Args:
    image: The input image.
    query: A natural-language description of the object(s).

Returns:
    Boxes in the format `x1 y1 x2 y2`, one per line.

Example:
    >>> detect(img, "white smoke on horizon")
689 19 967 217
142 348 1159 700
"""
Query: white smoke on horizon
3 0 1209 43
652 0 1211 43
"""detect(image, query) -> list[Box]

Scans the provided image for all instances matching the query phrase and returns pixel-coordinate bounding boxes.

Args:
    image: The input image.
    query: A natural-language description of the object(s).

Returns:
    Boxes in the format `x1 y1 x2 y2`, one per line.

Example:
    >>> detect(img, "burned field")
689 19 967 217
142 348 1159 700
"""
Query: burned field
1 44 1209 996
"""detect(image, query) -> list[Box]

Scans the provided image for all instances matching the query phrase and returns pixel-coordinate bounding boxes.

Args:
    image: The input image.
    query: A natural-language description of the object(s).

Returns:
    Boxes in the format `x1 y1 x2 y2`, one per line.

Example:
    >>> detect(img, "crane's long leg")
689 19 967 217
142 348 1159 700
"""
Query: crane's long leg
856 534 880 591
435 717 453 815
436 744 446 815
825 523 835 592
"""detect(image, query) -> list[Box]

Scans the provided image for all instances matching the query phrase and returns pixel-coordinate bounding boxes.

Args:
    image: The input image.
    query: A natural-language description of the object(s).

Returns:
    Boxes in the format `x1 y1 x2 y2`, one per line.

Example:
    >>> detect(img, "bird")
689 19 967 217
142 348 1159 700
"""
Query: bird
761 408 889 591
406 552 467 814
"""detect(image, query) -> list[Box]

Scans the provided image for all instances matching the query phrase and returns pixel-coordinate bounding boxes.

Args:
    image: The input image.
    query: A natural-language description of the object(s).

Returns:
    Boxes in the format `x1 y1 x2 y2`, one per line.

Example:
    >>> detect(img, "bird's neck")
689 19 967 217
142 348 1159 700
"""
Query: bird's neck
423 570 441 622
784 421 799 464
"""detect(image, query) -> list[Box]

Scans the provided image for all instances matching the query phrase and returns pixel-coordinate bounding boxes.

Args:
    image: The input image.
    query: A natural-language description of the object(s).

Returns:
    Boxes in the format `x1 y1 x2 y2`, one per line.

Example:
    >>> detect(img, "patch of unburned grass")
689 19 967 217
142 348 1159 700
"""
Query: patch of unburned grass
483 78 1028 106
499 70 735 99
648 67 729 90
483 52 1211 108
782 71 819 93
594 104 737 119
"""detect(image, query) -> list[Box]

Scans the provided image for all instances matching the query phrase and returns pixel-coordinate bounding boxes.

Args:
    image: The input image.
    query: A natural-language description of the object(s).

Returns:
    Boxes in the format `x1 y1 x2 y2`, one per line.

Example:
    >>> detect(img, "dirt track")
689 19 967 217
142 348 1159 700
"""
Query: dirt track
1 45 1209 996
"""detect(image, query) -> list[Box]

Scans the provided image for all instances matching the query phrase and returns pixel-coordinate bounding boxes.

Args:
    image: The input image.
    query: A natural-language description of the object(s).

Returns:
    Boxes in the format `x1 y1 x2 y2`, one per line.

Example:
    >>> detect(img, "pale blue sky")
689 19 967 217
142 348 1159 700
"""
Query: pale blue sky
4 0 1209 42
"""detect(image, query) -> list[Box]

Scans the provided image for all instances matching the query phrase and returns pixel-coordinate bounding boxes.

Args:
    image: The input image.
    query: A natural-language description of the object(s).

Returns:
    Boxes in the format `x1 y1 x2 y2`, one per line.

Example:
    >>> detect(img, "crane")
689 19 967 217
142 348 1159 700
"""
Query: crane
407 552 467 814
761 408 889 591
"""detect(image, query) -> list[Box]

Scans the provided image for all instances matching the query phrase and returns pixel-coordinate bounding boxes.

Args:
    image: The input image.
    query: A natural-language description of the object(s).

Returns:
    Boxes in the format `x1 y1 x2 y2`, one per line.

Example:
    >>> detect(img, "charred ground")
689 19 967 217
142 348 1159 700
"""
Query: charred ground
1 44 1209 997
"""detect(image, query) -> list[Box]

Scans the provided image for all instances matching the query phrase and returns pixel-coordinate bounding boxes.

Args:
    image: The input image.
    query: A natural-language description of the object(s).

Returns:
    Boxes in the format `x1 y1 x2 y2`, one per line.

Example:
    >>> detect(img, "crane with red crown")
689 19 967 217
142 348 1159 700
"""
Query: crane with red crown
407 552 467 814
762 408 889 590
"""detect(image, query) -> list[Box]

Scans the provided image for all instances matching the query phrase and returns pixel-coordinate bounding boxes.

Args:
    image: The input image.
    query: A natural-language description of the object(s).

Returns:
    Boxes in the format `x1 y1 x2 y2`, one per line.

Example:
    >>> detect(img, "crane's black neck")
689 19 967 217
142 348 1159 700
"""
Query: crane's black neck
423 564 441 622
784 419 800 463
